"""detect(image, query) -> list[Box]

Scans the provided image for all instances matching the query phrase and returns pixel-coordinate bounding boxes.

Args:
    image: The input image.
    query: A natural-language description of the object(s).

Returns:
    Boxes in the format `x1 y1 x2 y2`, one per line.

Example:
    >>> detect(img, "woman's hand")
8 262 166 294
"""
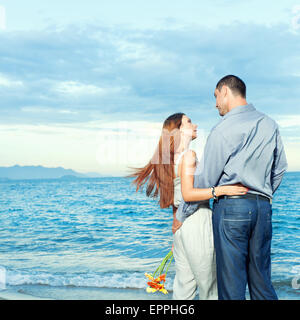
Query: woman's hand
216 184 249 197
172 216 183 234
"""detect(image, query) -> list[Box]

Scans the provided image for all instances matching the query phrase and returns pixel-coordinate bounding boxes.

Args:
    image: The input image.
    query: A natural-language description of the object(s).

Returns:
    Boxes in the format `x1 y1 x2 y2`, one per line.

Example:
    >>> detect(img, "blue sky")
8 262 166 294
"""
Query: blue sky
0 1 299 175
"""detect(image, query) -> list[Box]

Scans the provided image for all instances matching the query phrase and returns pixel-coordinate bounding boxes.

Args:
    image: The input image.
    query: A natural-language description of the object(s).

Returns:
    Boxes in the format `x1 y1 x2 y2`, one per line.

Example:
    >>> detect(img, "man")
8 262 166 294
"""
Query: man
176 75 288 300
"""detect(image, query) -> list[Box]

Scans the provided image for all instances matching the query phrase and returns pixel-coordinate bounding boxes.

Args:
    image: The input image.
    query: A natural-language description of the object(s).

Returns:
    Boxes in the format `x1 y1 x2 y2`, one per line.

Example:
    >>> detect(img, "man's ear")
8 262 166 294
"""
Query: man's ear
222 85 228 96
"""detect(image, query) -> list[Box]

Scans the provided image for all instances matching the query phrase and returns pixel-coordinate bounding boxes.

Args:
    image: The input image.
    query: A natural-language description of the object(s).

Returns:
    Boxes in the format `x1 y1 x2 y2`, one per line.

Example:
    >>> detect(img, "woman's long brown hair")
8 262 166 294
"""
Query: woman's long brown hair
128 113 185 208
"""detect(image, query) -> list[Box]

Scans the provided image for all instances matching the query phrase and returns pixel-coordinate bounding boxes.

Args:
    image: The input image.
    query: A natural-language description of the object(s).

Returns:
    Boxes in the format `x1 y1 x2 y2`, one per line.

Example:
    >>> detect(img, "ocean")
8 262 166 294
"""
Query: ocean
0 172 299 300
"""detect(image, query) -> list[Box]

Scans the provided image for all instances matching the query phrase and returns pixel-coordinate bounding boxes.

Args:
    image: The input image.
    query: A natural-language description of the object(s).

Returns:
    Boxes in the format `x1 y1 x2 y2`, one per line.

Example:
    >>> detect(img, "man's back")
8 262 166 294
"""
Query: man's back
176 103 287 221
214 104 287 198
209 104 287 300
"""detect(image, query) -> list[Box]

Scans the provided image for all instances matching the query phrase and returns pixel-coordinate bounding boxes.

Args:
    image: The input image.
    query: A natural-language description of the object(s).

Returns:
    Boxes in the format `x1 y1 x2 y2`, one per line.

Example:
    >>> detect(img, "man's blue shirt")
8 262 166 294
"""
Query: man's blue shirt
176 104 288 222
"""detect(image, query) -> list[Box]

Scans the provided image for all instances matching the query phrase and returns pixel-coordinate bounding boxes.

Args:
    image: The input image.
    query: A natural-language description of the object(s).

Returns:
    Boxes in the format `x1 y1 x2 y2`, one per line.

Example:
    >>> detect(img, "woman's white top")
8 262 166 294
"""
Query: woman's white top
173 149 210 209
173 150 189 208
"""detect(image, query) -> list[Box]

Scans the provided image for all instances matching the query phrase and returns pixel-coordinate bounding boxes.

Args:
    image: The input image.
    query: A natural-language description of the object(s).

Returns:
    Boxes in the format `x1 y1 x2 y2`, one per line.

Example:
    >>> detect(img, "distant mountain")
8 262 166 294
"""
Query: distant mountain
0 165 103 180
83 172 103 178
58 175 83 180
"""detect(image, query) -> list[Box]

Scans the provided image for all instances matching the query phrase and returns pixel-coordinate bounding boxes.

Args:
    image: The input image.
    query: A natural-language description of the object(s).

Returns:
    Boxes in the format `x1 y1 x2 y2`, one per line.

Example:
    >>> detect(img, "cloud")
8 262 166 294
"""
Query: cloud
21 106 78 115
0 120 174 175
291 5 300 32
276 114 300 128
0 21 299 145
0 73 23 88
0 6 299 173
0 117 207 175
281 138 300 171
54 81 105 96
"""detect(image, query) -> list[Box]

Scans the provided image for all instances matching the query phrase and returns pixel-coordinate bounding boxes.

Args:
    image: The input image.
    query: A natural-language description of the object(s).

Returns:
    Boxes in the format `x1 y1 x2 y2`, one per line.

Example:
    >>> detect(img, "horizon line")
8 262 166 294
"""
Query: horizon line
0 164 299 175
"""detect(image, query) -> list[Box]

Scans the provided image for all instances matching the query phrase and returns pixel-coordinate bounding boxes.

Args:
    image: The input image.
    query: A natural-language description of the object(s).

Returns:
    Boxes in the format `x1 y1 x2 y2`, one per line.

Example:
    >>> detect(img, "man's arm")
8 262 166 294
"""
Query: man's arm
194 128 233 188
271 128 288 193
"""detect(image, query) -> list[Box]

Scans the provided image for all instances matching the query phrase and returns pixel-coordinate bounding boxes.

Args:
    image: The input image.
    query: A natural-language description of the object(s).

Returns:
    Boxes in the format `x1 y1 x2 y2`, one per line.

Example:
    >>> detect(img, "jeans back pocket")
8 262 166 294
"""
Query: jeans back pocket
222 206 252 240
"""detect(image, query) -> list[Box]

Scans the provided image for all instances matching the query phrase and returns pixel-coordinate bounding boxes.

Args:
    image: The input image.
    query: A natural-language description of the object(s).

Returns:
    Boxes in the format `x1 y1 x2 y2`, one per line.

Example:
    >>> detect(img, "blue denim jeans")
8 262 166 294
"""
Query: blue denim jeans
212 196 278 300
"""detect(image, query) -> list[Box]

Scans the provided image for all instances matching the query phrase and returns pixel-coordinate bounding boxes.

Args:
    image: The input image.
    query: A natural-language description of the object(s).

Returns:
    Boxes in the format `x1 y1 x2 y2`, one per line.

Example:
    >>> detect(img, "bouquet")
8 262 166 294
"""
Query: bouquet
144 249 173 295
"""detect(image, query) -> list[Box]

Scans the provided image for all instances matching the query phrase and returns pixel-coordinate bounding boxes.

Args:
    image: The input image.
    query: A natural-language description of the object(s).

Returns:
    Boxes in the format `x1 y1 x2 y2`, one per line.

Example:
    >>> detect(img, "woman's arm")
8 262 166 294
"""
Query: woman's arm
180 150 248 202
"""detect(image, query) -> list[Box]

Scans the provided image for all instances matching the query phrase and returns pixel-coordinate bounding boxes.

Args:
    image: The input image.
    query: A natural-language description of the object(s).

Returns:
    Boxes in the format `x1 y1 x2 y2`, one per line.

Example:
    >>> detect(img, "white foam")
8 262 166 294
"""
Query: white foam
291 265 300 274
4 268 174 290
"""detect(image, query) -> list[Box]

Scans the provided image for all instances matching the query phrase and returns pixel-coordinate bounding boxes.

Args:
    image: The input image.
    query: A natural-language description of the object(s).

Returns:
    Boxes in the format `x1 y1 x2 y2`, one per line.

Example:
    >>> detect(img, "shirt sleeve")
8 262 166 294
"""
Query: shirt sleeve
194 127 233 188
271 128 288 193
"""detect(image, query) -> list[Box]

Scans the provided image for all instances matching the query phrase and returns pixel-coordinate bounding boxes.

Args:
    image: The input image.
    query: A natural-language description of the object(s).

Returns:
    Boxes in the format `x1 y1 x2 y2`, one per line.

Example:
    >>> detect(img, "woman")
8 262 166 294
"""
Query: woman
129 113 248 300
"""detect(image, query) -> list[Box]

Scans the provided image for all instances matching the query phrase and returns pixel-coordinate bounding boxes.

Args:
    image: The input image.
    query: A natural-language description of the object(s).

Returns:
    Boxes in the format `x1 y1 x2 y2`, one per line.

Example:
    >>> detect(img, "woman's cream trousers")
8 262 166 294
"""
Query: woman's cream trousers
173 207 218 300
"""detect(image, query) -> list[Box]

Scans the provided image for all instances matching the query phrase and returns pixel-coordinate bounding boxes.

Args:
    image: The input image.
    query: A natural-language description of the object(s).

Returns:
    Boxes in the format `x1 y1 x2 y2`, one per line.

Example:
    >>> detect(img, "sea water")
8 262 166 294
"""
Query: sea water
0 173 299 300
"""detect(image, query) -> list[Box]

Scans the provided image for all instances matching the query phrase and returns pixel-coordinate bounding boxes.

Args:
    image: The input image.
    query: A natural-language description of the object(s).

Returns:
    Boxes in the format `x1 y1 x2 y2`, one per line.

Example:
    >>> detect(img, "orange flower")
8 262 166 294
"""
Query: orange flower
148 281 163 290
155 274 166 283
147 281 168 294
144 250 173 295
144 273 154 281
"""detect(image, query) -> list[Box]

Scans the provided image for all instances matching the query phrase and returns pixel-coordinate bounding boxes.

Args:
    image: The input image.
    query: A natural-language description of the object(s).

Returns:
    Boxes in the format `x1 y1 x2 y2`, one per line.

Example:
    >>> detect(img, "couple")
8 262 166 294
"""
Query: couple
130 75 288 300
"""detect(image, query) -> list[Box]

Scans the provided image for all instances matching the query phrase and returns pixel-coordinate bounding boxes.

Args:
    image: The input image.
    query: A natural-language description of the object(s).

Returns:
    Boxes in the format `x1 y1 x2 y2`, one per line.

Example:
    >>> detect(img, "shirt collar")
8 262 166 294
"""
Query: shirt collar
222 103 255 120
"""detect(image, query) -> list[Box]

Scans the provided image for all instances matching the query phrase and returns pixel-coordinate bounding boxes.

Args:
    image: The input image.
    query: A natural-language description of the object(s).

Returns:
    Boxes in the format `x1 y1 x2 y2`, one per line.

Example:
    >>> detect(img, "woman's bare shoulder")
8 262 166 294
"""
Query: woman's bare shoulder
182 150 197 164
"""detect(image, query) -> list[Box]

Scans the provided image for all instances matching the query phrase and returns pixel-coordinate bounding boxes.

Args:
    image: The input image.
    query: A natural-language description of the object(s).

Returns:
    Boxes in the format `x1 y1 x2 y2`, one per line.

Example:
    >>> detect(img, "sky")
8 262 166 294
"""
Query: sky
0 0 300 175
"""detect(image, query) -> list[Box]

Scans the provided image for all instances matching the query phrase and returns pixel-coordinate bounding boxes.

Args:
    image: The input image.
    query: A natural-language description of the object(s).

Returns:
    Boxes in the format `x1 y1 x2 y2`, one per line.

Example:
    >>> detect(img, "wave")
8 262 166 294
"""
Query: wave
3 268 174 291
1 266 297 298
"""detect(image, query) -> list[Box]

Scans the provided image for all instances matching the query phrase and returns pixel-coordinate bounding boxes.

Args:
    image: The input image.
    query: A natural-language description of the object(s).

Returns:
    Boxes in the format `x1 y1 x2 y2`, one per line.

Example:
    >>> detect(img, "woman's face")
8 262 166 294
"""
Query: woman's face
180 115 197 140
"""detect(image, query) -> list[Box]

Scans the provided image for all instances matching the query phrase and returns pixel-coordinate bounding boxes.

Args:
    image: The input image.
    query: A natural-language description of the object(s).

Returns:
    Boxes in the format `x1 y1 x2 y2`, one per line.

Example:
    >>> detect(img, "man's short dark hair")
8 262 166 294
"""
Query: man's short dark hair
216 75 246 98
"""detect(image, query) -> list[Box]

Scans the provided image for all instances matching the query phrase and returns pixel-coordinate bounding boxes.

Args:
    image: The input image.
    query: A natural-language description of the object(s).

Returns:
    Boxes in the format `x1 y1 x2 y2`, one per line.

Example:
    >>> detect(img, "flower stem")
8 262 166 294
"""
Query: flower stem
153 250 173 278
165 253 173 277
